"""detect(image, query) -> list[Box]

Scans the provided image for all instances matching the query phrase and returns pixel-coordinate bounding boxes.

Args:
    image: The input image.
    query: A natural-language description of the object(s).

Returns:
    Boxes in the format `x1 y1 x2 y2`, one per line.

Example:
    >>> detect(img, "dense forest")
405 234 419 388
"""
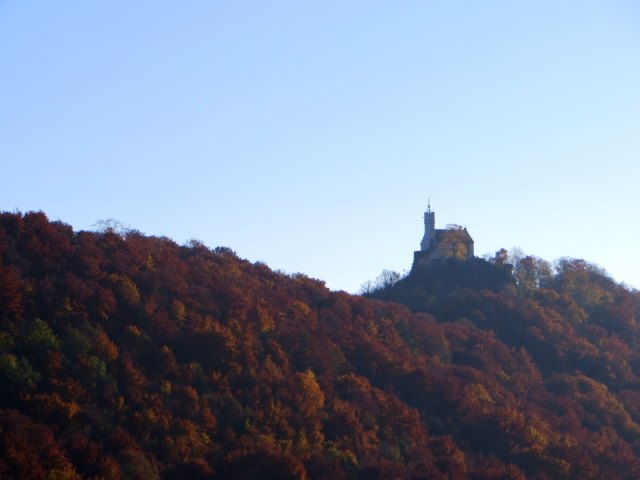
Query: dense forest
2 211 640 479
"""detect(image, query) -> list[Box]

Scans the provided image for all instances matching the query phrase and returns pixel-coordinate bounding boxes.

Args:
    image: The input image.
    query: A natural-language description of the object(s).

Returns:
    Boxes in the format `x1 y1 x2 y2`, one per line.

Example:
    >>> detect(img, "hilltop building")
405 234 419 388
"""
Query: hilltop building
412 203 474 269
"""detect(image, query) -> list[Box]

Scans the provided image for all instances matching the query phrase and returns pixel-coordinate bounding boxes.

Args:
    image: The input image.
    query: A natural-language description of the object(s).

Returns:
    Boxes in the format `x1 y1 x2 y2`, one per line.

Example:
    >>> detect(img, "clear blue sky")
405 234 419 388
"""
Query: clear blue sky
2 1 640 292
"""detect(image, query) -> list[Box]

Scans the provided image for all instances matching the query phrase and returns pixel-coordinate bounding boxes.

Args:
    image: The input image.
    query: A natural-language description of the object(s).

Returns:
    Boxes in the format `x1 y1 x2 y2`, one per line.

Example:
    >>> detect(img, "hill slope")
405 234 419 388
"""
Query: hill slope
1 211 640 479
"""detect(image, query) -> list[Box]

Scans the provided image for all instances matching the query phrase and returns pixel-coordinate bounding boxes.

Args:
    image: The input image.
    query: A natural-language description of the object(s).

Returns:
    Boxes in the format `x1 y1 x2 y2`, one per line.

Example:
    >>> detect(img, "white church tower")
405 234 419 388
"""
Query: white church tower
420 201 435 251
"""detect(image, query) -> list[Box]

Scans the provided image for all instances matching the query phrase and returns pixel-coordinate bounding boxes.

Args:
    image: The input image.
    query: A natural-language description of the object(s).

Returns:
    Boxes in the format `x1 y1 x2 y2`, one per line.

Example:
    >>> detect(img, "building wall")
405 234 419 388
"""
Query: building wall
420 211 436 251
413 227 474 270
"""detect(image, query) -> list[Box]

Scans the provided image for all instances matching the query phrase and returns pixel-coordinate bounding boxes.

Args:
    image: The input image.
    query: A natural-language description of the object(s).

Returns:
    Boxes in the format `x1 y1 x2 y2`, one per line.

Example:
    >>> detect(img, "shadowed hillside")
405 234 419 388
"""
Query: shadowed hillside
1 211 640 479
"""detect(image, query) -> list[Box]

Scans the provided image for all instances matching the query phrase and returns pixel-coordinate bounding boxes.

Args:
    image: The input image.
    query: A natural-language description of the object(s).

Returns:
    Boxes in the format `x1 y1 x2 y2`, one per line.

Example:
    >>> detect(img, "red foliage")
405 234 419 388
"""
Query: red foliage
2 211 640 479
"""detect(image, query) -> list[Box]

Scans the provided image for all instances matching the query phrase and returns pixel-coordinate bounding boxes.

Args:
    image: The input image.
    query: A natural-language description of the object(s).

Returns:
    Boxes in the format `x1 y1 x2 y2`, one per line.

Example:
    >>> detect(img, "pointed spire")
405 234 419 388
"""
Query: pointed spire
427 198 431 213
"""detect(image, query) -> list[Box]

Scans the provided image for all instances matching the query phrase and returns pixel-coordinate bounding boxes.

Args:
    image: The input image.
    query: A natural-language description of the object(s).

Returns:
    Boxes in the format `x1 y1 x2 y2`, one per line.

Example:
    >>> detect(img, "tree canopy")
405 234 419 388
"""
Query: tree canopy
1 211 640 479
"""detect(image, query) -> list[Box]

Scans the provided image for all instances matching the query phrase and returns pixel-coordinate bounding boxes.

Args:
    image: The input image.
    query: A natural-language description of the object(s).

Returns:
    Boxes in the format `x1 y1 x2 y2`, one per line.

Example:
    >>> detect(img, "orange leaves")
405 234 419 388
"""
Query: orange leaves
31 392 80 422
0 409 80 480
108 274 141 307
459 383 495 420
293 370 325 419
171 300 187 323
94 328 119 362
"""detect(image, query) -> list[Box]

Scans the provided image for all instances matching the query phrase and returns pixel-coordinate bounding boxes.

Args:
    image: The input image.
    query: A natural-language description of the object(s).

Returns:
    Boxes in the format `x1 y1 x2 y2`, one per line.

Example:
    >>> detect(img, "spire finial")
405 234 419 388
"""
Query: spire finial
427 198 431 213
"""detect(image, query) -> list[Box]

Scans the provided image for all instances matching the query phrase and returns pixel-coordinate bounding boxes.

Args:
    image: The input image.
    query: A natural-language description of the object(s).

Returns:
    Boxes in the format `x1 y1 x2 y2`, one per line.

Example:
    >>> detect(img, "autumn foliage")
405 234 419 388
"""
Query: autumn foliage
1 211 640 479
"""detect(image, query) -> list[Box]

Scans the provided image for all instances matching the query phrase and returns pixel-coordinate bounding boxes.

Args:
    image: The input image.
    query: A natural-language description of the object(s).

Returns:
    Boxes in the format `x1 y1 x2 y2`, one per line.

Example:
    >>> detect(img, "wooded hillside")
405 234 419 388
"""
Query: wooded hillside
1 211 640 479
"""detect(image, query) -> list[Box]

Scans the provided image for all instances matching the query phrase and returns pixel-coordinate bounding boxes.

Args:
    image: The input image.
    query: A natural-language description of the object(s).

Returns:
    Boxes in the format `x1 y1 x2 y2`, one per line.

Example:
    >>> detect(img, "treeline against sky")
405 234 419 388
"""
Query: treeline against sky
2 211 640 479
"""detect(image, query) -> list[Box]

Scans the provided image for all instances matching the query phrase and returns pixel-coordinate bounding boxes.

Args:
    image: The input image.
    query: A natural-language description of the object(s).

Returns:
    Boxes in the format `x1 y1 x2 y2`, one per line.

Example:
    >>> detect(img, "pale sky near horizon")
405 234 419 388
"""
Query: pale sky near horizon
2 1 640 292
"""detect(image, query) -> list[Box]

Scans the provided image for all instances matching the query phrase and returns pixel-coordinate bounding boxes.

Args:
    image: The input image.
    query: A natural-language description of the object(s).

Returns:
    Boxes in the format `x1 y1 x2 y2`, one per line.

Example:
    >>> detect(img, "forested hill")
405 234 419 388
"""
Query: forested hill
2 212 640 479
